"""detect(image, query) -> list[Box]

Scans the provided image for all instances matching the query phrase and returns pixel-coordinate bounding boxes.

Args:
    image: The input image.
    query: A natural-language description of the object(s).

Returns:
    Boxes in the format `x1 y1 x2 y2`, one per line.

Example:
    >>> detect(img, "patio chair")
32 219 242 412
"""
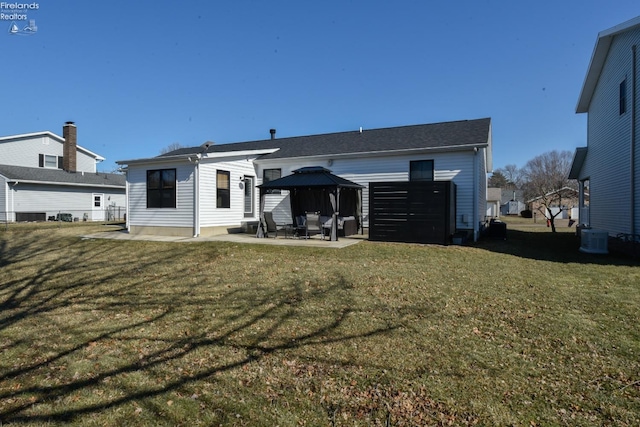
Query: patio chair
304 212 324 239
262 211 285 238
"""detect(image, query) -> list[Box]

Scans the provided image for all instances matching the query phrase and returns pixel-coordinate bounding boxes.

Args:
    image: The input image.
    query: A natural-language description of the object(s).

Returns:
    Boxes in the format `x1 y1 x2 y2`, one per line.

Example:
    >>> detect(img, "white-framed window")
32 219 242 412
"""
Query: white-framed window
39 154 60 169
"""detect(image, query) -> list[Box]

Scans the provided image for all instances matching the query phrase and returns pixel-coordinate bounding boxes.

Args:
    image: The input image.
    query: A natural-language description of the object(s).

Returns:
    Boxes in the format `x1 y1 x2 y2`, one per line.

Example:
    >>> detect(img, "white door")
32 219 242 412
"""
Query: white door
92 194 104 221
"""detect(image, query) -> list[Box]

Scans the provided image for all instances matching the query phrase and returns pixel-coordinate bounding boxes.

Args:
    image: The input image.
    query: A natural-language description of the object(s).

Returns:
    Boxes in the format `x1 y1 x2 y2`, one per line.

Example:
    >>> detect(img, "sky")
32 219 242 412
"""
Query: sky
2 1 639 173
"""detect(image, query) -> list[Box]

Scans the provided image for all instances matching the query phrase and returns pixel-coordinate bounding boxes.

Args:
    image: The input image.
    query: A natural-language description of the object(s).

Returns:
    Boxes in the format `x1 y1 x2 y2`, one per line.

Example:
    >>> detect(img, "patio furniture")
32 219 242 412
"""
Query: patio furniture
304 212 324 239
262 211 286 238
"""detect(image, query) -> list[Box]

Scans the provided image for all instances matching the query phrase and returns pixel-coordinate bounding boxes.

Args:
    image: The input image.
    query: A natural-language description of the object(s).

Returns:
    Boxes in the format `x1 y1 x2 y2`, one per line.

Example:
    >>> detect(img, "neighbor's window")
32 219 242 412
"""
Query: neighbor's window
147 169 176 208
39 154 60 168
620 79 627 115
263 168 281 194
410 160 434 181
217 170 230 208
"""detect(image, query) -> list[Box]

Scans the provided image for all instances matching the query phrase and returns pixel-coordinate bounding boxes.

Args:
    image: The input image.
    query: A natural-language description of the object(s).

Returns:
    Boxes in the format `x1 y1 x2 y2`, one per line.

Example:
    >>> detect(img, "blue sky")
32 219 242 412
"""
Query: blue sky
2 1 639 172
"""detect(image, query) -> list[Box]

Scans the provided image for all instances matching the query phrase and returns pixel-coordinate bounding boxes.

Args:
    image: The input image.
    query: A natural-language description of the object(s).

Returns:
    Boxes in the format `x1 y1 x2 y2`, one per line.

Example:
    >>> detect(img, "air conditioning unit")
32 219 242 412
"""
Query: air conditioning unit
579 229 609 254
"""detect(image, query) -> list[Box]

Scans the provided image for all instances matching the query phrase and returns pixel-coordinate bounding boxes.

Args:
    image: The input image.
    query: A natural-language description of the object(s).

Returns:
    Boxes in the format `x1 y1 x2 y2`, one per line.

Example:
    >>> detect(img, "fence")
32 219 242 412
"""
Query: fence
2 207 126 231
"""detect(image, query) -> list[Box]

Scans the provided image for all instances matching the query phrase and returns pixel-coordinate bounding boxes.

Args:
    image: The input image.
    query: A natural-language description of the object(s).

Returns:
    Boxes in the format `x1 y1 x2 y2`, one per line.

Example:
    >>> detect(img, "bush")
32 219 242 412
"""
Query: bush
520 209 533 218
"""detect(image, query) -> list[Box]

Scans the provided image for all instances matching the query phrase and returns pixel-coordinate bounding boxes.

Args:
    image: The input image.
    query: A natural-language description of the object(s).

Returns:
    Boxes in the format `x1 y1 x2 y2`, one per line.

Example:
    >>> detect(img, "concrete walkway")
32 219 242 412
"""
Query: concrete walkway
82 229 364 249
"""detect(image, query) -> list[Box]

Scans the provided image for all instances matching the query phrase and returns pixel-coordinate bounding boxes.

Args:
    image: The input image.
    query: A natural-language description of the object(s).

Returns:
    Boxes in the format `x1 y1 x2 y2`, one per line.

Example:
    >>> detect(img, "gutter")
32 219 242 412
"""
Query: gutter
6 179 124 189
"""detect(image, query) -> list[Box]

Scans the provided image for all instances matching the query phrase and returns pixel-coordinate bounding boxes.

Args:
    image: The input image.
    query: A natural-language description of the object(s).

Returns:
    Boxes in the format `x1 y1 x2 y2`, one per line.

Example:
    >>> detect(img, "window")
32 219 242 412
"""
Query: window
39 154 61 169
147 169 176 208
217 170 230 208
620 79 627 115
410 160 434 181
263 168 281 194
244 176 254 217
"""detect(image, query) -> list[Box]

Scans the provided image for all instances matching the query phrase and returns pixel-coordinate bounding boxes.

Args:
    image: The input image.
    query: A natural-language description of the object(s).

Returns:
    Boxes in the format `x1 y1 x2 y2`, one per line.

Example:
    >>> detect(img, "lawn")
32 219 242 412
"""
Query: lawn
0 220 639 426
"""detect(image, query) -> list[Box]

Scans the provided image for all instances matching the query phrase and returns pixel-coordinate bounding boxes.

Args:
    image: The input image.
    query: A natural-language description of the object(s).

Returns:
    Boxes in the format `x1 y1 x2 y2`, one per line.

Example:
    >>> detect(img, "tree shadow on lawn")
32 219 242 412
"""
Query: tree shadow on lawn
0 236 397 424
473 227 639 266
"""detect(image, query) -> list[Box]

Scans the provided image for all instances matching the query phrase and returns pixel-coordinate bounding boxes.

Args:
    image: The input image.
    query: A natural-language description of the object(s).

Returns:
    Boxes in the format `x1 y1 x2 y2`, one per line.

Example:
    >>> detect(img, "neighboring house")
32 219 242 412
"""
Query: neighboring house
0 122 126 222
527 187 582 219
570 16 640 237
116 118 492 241
487 188 526 217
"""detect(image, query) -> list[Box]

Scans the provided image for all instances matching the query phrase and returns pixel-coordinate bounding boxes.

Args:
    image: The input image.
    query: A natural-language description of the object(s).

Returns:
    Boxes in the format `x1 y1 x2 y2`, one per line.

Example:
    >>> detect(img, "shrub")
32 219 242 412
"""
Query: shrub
520 209 533 218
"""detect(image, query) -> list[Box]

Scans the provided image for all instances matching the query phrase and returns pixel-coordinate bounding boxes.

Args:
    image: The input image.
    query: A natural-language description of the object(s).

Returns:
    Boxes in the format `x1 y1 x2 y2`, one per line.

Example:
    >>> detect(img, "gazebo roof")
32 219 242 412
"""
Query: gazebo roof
257 166 364 190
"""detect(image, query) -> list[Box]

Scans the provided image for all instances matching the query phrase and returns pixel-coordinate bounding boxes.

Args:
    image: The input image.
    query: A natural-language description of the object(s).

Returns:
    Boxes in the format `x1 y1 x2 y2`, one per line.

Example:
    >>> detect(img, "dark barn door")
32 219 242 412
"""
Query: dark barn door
369 181 456 244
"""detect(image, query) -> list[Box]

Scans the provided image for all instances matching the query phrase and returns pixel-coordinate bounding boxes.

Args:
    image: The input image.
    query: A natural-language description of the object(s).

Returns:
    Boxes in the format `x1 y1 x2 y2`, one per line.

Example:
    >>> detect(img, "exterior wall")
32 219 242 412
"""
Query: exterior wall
0 178 8 221
7 183 124 220
199 156 260 229
126 163 195 232
256 148 481 233
581 29 640 235
0 134 97 172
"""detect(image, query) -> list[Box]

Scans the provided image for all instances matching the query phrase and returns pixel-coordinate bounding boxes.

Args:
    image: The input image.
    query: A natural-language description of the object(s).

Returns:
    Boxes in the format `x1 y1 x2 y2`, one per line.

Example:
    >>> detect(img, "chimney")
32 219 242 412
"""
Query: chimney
269 128 276 140
63 121 77 172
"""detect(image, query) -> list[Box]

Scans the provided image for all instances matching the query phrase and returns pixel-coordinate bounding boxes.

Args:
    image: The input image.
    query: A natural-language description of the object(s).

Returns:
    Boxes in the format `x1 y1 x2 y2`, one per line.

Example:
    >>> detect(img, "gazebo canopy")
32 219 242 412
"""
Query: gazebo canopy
257 166 364 190
257 166 363 241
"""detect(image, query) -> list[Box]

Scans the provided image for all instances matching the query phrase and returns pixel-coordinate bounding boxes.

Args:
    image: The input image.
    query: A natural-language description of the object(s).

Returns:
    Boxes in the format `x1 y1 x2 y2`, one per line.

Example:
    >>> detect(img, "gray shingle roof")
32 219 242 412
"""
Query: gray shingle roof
0 164 125 187
160 118 491 160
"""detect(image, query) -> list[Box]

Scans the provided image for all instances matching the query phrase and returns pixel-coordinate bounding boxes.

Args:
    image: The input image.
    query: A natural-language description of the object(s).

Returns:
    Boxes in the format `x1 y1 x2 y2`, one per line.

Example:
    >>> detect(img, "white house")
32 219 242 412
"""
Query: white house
0 122 126 222
570 16 640 238
117 118 492 242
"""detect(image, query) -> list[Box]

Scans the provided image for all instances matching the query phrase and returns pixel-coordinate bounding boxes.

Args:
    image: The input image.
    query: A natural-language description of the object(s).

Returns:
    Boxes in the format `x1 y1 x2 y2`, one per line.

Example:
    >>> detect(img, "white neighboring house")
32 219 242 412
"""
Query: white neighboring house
0 122 126 222
117 118 492 241
571 16 640 237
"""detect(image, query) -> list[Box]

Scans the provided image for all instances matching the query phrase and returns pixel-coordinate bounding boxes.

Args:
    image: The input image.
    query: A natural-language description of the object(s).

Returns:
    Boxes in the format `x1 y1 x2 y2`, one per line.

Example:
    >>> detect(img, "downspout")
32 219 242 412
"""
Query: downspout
191 155 201 237
631 45 637 236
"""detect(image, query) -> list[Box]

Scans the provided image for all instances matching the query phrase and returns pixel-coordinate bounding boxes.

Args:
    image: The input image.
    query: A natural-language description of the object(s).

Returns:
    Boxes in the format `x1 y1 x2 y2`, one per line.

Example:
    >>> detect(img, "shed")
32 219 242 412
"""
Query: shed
257 166 364 240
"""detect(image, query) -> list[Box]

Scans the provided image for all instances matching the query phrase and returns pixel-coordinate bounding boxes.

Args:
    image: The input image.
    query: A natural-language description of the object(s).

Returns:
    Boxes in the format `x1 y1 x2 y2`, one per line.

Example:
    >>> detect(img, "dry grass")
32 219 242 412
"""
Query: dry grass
0 220 639 426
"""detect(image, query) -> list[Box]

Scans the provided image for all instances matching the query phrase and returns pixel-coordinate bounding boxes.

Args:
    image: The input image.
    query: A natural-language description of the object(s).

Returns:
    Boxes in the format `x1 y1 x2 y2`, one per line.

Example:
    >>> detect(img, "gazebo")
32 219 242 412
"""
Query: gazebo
256 166 364 241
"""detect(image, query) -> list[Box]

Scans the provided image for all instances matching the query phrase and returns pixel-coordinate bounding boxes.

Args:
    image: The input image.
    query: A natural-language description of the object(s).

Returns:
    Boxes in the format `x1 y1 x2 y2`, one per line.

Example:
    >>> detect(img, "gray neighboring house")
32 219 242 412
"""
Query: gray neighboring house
487 188 525 217
0 122 126 222
570 16 640 237
117 118 493 241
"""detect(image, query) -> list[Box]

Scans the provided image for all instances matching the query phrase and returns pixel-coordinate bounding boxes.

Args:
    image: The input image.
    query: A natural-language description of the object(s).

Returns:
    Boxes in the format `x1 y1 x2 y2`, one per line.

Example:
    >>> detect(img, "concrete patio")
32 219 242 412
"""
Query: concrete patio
82 228 365 249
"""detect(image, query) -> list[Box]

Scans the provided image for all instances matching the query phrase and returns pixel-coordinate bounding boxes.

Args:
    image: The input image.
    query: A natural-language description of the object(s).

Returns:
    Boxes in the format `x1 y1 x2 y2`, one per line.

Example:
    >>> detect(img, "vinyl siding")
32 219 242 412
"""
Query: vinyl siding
199 156 260 227
0 178 7 221
0 134 98 172
582 29 640 235
127 164 195 228
8 183 124 219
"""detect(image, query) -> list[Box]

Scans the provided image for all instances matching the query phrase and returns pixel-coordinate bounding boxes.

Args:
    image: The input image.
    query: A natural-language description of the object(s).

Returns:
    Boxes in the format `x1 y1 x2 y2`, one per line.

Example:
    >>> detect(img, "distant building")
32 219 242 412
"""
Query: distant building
0 122 126 222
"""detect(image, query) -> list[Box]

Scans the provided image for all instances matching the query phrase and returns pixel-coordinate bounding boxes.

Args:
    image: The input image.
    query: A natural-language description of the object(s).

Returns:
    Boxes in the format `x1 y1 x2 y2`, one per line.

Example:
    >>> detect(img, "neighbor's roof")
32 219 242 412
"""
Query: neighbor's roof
258 166 364 190
576 15 640 113
0 130 106 161
568 147 588 179
153 118 492 162
0 164 125 188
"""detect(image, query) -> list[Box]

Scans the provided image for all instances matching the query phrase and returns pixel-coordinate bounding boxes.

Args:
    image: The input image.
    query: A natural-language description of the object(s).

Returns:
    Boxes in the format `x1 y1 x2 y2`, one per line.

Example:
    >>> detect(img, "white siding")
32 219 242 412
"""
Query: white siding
581 29 640 235
127 164 195 228
199 157 260 227
9 183 124 220
0 178 7 221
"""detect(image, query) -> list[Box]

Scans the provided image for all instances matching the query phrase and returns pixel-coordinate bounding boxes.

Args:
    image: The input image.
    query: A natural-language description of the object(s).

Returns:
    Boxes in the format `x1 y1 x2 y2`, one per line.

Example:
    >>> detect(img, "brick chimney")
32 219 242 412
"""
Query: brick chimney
63 121 77 172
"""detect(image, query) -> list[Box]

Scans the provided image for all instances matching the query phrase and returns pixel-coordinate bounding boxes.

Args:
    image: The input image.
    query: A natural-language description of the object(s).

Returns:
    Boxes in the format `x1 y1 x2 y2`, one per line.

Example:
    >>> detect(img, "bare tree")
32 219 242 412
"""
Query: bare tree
159 142 187 155
490 164 522 189
521 150 575 232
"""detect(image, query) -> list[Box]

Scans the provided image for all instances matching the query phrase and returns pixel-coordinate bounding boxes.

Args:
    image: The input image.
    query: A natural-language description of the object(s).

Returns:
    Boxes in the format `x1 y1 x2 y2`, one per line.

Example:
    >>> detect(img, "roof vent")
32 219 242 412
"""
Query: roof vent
270 128 276 139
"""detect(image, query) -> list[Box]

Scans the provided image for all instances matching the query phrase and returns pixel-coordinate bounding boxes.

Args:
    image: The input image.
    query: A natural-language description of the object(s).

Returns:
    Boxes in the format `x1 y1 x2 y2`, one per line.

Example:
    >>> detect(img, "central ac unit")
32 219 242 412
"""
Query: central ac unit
579 229 608 254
